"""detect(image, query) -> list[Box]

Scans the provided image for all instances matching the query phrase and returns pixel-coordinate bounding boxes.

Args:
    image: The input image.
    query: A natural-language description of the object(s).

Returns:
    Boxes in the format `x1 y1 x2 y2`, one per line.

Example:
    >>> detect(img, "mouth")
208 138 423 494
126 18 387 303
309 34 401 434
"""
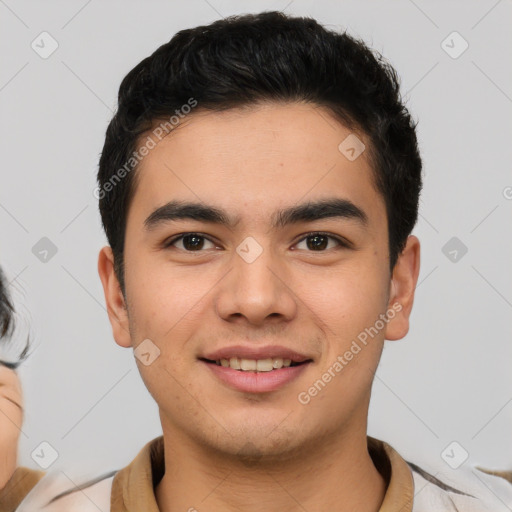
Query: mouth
199 357 311 372
198 349 313 393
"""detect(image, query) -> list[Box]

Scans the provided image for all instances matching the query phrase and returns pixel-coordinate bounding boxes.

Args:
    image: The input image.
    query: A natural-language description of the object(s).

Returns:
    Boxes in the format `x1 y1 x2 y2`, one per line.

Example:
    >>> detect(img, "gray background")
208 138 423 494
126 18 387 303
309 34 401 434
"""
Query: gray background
1 0 511 480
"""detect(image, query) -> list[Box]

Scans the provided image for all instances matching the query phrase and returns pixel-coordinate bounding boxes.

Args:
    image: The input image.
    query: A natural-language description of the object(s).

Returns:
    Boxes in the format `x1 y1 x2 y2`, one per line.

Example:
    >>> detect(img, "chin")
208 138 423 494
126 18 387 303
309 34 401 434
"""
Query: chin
203 423 306 464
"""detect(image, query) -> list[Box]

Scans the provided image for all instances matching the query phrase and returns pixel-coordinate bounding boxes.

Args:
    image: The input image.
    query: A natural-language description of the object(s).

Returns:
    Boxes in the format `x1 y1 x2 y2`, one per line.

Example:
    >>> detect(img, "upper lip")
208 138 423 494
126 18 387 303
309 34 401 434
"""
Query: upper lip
201 345 313 363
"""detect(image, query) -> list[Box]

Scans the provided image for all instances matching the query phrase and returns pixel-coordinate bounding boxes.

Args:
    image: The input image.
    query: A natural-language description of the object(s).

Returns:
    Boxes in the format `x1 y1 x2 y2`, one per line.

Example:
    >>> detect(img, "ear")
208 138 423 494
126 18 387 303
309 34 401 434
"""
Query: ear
97 246 132 348
384 235 421 341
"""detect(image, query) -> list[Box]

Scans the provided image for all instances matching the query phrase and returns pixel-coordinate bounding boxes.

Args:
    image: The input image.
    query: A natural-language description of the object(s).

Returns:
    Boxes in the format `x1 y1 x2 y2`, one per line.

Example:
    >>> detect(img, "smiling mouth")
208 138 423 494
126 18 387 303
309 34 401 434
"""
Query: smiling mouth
200 357 312 372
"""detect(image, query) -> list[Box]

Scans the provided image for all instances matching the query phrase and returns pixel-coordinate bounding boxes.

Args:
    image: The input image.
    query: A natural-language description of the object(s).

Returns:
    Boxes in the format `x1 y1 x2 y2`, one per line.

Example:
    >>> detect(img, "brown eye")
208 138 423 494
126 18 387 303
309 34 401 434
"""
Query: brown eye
166 233 216 251
295 232 347 251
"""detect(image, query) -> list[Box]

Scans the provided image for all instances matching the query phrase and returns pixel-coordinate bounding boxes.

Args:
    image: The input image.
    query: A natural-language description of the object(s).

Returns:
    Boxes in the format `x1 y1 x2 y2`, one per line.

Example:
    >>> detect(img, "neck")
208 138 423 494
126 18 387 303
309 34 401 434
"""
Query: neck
155 426 386 512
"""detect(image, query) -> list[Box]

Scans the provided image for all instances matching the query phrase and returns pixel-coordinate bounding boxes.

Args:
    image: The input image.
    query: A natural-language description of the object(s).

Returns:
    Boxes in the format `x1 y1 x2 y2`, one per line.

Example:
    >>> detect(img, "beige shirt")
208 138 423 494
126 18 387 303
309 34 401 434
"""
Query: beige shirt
1 436 511 511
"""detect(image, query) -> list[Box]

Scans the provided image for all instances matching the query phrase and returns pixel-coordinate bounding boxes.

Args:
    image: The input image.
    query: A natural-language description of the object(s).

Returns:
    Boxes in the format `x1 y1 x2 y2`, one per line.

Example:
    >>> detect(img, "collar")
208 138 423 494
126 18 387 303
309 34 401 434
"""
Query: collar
110 435 414 511
0 466 45 511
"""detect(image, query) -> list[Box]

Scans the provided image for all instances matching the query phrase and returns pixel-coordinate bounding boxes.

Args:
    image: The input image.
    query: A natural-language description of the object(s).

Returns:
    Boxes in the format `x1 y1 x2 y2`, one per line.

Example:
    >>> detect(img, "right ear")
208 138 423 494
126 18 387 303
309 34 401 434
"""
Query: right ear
97 246 132 348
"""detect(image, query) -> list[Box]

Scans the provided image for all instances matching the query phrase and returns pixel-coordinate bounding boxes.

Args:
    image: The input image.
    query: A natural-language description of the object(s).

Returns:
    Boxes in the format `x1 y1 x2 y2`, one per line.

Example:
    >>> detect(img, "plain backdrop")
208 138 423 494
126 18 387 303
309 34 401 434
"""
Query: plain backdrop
0 0 511 480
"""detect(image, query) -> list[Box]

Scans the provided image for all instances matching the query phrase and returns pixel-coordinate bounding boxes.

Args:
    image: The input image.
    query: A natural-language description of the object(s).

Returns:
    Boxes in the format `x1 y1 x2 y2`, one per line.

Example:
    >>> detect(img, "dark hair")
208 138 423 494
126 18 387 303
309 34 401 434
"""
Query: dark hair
0 267 30 369
97 10 422 295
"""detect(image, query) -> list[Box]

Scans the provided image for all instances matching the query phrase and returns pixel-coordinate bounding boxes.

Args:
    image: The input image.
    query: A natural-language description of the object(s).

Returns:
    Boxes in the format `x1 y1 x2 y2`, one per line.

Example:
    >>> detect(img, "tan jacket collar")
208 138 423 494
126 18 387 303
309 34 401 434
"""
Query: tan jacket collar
110 435 414 511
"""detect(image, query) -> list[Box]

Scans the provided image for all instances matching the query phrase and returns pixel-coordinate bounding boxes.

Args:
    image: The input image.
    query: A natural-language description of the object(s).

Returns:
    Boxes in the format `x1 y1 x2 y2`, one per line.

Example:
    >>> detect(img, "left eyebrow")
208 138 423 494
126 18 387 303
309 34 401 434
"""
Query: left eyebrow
144 198 369 232
272 198 368 229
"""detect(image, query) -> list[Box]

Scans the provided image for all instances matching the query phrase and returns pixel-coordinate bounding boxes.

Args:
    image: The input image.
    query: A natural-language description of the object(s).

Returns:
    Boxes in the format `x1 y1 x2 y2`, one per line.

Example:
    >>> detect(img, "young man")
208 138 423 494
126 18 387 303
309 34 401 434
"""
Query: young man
2 10 511 512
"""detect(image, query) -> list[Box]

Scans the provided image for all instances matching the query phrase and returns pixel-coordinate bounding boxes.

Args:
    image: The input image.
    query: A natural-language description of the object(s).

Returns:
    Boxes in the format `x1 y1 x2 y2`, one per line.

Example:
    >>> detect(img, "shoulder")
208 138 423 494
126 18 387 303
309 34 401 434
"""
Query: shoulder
15 469 117 511
408 460 512 511
372 437 512 512
11 436 163 511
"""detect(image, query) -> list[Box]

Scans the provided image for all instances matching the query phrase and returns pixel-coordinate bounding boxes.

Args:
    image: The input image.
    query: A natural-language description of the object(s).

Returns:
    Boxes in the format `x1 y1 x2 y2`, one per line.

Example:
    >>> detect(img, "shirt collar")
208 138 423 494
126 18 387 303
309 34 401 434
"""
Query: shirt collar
111 435 414 512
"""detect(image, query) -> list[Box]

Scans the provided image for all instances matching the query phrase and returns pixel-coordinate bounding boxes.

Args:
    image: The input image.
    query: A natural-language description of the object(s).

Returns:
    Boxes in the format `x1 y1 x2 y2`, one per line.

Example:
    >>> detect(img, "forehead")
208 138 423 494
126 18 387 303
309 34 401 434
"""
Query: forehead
128 102 385 231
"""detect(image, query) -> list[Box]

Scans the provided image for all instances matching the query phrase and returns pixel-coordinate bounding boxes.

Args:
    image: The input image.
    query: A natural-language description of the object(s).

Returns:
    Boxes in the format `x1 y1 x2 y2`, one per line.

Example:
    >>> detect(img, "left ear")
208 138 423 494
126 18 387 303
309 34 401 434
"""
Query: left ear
384 235 421 341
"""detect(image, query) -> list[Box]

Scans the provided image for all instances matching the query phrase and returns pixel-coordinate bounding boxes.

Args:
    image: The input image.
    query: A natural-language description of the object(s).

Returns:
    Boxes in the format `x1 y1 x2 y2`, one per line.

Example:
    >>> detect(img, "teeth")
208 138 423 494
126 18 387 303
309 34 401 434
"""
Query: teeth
240 359 257 371
256 359 273 372
216 357 295 371
229 357 240 370
272 358 283 369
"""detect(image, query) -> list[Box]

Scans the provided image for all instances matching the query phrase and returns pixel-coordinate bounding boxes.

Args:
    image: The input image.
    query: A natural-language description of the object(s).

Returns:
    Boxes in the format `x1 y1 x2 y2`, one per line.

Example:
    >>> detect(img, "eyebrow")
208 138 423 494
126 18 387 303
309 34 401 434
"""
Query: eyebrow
144 198 369 232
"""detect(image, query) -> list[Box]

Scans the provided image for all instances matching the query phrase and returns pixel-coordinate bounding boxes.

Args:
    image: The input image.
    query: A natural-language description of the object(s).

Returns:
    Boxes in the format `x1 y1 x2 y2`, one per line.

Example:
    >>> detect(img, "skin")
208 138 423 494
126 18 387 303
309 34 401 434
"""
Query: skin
0 365 23 490
98 102 420 512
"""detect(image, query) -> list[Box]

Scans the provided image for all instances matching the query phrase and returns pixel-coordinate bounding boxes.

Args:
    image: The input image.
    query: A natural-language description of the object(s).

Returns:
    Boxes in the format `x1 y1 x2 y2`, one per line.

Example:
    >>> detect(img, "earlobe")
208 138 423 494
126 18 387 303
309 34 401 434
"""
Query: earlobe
97 246 132 348
384 235 421 341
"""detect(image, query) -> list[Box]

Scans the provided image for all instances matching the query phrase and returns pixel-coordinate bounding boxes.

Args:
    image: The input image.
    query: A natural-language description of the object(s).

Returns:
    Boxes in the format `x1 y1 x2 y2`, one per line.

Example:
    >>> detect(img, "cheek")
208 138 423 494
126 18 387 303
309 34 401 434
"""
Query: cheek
136 360 180 407
0 403 22 486
0 403 22 436
300 268 389 383
298 260 388 329
125 252 213 339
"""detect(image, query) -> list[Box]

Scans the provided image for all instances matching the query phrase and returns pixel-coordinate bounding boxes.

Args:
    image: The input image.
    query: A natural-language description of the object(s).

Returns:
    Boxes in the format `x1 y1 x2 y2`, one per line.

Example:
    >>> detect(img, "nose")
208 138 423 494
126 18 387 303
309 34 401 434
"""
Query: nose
214 242 297 327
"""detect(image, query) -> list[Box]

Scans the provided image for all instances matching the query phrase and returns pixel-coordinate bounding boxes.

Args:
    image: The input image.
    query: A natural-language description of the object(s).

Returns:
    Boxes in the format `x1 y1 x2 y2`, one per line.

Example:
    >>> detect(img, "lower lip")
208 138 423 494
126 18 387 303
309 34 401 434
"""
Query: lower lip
202 361 311 393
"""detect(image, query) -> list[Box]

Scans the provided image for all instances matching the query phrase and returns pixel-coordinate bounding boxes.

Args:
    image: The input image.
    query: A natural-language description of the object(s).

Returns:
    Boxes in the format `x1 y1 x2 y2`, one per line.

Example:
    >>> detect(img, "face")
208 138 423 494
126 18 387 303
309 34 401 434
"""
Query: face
0 364 23 488
99 102 420 461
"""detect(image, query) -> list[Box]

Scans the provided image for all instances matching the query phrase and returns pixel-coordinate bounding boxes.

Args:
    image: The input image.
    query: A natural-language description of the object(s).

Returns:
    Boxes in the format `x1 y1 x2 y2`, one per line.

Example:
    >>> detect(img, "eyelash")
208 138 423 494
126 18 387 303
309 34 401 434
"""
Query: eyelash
164 231 350 252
